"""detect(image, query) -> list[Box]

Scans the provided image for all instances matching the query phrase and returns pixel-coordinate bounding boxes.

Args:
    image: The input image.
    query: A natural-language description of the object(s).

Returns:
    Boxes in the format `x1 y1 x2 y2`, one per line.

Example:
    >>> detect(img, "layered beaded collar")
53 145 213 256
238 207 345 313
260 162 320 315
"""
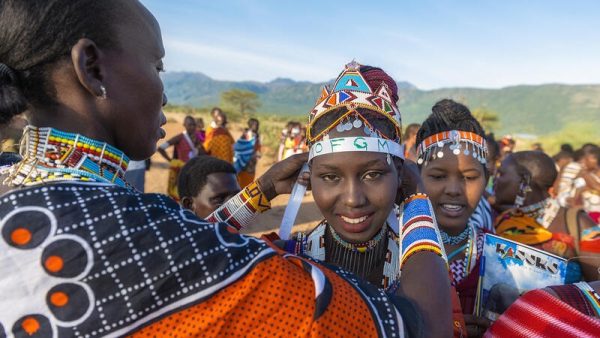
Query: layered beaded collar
329 222 388 253
4 126 130 188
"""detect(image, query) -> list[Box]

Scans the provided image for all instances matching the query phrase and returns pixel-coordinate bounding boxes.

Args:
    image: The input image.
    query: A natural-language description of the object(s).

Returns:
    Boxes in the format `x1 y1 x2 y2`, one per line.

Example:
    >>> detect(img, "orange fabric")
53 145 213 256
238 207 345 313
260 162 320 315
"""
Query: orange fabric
237 170 255 189
132 255 379 337
205 126 234 163
166 159 185 201
580 238 600 253
45 256 64 273
495 211 553 245
11 228 31 245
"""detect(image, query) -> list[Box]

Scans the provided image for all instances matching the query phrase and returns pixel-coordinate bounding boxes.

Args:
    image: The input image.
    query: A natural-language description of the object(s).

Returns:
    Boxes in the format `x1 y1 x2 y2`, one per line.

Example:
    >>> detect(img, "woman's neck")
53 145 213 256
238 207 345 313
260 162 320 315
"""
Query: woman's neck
27 106 113 146
524 189 548 206
439 223 468 237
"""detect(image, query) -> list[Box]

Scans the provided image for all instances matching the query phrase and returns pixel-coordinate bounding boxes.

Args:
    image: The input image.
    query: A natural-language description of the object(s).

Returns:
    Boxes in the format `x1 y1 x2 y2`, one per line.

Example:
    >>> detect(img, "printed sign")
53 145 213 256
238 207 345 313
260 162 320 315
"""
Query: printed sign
476 234 568 320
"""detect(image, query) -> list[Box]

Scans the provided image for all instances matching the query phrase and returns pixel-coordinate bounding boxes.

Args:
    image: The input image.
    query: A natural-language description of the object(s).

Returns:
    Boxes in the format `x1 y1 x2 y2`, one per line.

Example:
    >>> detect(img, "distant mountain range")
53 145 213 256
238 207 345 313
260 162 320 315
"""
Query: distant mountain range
162 72 600 136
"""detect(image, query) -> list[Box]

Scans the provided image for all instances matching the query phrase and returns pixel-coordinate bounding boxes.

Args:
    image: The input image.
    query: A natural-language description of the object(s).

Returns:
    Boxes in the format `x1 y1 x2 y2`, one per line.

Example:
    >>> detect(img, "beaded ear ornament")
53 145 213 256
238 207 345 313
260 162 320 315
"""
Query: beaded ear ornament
416 130 488 166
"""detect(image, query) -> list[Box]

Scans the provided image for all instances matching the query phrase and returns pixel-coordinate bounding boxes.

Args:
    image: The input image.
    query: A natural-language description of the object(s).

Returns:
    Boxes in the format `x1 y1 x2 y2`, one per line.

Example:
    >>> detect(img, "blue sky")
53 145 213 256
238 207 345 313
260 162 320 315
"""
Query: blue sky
142 0 600 89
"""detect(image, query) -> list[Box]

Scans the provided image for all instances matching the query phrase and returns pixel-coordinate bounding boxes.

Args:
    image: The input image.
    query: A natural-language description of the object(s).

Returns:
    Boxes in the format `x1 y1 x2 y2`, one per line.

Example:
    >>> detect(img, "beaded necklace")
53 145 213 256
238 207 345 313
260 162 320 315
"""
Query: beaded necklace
462 225 476 279
4 126 129 188
440 224 471 245
326 222 389 283
329 222 388 253
447 224 477 281
519 198 560 229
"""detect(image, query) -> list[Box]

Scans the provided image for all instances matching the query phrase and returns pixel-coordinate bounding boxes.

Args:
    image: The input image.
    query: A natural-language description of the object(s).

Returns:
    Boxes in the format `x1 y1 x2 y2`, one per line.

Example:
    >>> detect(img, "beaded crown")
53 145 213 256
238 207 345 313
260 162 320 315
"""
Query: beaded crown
306 61 402 145
416 130 488 166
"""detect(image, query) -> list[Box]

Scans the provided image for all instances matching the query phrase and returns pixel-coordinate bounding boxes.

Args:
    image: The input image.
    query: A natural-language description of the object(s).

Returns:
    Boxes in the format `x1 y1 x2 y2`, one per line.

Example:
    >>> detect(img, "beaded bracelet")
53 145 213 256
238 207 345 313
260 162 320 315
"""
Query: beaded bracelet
206 181 271 231
400 193 447 270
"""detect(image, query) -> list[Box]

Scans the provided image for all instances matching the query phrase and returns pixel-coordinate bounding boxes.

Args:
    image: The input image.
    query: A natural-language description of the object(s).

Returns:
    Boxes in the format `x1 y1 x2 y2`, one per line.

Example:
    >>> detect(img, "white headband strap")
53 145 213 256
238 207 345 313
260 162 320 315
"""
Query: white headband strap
308 136 404 161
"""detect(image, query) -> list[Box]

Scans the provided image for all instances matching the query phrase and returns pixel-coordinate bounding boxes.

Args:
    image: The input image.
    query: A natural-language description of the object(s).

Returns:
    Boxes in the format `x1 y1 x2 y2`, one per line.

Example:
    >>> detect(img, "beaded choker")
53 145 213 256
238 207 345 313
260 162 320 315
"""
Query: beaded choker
4 126 130 188
328 222 387 253
519 198 560 229
440 225 471 245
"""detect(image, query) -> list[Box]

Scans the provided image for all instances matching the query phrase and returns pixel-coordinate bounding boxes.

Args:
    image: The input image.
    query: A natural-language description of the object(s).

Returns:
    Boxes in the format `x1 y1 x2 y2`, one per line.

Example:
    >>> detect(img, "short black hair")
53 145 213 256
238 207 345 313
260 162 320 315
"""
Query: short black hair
552 150 574 162
178 156 236 198
485 133 500 161
574 143 600 161
511 151 557 190
560 143 574 154
0 0 130 125
588 146 600 162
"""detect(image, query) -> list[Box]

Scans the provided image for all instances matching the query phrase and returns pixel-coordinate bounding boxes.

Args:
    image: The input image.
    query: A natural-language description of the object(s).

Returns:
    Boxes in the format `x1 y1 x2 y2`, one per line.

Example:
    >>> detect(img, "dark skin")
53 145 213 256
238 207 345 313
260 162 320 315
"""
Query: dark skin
310 151 397 243
297 127 451 337
421 146 487 236
211 109 226 127
181 172 241 219
494 155 600 281
15 0 303 209
157 117 205 162
8 0 451 335
420 146 489 337
30 1 168 160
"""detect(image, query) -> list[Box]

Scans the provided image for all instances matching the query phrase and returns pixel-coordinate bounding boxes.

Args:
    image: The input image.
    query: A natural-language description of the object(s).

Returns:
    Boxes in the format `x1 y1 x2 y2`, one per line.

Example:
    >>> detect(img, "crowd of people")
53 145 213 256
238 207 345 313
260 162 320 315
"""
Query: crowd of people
0 1 599 337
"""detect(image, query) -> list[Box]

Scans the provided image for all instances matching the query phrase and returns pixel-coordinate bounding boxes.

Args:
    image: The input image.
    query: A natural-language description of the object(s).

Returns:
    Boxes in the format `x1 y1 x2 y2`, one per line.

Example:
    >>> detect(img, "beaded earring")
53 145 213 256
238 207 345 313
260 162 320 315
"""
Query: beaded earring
514 176 532 208
100 86 107 99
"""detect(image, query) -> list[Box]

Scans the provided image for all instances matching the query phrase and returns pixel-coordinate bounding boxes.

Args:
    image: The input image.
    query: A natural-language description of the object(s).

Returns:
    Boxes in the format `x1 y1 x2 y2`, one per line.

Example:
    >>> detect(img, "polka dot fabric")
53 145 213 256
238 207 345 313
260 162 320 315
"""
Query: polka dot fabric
0 182 404 337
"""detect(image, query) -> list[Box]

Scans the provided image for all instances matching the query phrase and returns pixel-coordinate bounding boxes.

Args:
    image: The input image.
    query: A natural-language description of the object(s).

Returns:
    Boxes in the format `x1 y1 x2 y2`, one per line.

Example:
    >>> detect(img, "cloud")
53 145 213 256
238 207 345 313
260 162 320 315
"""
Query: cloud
164 38 341 83
482 240 565 296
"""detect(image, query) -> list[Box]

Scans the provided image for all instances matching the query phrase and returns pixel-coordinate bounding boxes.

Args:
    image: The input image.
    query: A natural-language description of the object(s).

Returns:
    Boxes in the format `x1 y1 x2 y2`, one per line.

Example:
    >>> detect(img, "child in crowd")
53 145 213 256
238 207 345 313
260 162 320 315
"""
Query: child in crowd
178 156 241 218
233 118 261 188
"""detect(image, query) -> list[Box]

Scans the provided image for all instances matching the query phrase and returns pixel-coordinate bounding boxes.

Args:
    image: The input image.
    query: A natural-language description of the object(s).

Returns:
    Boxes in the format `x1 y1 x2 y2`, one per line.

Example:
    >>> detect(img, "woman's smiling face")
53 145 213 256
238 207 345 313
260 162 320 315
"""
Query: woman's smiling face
420 145 486 234
311 150 399 243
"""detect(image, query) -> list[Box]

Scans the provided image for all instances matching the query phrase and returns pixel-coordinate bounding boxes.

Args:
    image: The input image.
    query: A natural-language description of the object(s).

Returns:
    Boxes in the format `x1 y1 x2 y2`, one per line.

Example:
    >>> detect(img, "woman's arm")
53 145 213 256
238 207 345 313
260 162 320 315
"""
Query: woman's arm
397 252 453 337
395 194 453 338
156 134 181 162
206 153 309 231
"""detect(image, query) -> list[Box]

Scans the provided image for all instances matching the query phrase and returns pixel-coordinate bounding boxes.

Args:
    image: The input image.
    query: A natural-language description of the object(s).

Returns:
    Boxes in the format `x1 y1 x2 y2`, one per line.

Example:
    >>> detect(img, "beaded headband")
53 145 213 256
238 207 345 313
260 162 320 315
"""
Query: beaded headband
308 136 403 161
416 130 488 166
306 61 402 145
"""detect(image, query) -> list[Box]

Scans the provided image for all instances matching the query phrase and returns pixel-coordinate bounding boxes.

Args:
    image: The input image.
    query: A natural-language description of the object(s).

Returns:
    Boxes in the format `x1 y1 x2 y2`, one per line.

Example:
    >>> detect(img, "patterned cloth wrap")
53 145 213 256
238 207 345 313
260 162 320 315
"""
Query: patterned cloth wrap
204 126 234 163
0 182 410 337
485 284 600 338
233 136 257 173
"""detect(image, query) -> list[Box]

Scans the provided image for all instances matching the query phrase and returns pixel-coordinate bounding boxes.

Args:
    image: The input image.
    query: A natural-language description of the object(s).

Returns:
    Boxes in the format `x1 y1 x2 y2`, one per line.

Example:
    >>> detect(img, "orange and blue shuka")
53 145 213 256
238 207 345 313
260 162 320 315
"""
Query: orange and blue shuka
0 182 410 337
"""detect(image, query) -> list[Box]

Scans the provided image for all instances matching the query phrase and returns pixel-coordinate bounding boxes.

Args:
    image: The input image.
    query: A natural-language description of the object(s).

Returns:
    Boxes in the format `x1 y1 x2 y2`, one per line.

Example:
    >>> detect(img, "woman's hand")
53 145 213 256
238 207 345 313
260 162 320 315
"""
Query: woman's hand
396 159 424 203
257 153 309 200
464 314 492 338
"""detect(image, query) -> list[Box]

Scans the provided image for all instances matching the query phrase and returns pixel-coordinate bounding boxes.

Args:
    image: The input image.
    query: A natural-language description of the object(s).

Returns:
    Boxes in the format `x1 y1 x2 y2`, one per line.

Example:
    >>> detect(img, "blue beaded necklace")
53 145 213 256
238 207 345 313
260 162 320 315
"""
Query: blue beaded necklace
5 126 130 188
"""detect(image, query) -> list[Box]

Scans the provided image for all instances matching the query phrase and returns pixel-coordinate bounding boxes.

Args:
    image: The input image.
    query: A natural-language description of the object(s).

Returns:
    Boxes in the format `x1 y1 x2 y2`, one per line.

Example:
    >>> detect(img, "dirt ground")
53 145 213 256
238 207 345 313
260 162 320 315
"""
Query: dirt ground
145 113 322 237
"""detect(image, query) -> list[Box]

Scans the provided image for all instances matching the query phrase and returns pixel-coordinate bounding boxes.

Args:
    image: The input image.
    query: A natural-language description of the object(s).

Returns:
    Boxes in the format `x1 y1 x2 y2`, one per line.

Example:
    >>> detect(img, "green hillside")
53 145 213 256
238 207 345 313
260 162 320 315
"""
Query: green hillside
162 72 600 137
